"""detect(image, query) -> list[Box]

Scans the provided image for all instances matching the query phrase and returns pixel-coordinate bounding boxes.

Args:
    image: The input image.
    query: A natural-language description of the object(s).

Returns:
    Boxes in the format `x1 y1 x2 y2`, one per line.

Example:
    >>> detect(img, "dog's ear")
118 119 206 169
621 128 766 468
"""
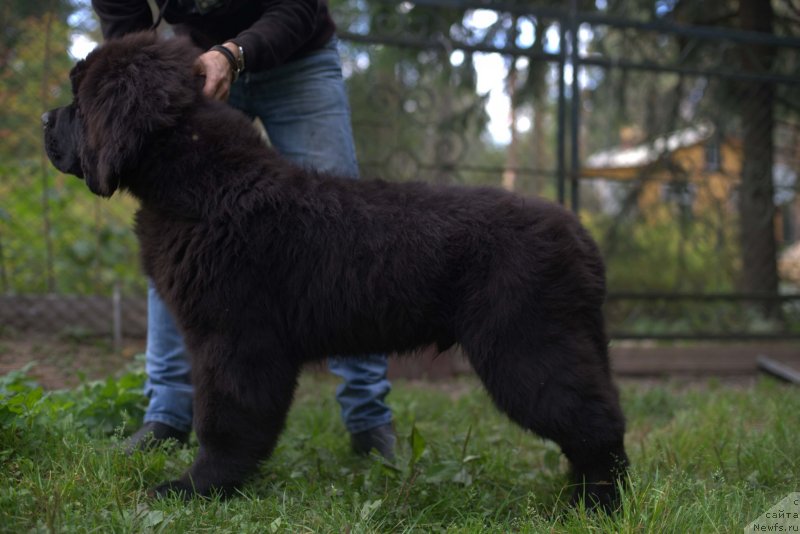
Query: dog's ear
77 32 199 197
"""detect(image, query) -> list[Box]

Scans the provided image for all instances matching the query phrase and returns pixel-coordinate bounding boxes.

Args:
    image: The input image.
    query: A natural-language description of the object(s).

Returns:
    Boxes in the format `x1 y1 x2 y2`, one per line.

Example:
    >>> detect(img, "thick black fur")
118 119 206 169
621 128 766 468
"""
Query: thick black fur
44 32 628 510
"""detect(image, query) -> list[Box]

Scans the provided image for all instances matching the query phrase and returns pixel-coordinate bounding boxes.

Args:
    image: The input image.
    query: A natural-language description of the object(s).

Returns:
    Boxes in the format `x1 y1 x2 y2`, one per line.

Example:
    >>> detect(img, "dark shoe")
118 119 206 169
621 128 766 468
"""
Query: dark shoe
124 421 189 454
351 423 396 460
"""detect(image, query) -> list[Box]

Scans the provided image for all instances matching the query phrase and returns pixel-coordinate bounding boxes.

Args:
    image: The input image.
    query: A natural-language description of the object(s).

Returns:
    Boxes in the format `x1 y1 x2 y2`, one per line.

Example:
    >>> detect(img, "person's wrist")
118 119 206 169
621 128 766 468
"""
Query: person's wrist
223 41 245 76
210 44 239 82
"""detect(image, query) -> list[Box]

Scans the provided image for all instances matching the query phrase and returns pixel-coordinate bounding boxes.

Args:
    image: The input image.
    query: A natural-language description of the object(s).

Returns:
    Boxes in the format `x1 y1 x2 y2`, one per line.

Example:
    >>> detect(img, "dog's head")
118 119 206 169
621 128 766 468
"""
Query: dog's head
43 31 199 197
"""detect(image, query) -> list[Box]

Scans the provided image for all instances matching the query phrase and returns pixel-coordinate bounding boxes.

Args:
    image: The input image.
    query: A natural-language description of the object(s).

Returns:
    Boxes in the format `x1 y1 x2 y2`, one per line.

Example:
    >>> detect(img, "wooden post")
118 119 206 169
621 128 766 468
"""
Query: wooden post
112 282 122 354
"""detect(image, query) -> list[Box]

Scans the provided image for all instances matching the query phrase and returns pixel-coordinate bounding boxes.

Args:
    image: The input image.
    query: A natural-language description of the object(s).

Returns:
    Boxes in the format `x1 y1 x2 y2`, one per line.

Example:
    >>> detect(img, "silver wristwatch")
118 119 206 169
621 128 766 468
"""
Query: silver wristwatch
236 44 245 75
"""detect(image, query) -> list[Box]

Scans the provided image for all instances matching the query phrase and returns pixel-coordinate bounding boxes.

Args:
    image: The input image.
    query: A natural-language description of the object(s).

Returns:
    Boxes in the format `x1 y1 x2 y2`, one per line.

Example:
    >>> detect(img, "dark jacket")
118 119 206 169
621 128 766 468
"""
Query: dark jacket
91 0 336 72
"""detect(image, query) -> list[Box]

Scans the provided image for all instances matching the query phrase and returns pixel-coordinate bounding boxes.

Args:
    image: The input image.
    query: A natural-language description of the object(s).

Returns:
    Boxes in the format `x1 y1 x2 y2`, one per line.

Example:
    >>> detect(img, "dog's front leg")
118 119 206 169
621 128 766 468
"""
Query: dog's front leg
151 347 301 499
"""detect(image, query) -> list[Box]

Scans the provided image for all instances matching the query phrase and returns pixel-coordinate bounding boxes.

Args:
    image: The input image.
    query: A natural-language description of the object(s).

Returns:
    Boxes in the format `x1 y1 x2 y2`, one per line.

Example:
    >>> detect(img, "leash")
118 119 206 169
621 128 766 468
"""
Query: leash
150 0 173 31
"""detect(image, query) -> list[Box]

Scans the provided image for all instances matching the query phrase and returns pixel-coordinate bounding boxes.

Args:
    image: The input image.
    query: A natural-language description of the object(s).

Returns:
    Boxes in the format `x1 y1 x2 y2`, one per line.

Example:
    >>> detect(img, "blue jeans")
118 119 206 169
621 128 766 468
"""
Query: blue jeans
144 38 392 435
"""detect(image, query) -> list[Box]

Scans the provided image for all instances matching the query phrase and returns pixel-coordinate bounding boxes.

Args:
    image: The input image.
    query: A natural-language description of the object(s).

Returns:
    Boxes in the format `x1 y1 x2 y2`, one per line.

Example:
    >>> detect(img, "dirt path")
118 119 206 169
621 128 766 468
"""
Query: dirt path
2 335 799 390
0 336 144 389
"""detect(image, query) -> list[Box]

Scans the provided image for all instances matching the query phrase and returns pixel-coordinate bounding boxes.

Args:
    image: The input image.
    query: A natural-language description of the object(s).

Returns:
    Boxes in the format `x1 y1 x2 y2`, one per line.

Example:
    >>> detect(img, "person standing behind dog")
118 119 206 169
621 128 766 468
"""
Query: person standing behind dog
90 0 396 458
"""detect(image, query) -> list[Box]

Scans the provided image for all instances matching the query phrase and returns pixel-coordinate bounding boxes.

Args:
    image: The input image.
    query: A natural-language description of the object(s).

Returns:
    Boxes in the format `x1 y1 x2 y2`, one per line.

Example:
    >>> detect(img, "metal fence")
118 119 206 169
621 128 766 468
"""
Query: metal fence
1 0 799 341
334 0 800 340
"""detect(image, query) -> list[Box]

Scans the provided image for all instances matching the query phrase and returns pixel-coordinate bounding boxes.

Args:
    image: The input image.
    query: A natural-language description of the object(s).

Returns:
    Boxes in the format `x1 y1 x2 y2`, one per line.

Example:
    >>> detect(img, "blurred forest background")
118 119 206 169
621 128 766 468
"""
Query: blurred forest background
1 0 800 340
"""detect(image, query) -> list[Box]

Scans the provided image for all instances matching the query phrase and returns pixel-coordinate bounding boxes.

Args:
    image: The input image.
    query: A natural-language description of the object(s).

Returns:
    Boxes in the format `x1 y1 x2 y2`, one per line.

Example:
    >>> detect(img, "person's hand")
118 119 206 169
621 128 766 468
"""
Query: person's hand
194 46 235 100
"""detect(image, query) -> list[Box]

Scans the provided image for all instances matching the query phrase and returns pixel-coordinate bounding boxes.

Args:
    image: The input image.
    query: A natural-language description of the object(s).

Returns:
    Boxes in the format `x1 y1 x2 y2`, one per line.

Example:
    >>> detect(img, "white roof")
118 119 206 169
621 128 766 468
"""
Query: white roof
585 123 714 169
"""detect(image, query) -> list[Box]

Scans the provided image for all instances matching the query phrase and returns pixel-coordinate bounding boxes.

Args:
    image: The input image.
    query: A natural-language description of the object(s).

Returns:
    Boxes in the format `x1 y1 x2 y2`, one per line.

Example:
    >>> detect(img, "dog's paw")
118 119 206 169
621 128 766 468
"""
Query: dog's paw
569 481 622 514
148 480 196 501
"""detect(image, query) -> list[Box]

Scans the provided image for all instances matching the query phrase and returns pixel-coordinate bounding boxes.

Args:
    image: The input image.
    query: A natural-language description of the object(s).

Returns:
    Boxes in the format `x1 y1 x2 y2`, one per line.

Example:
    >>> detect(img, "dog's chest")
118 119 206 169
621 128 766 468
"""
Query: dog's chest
134 206 251 289
134 208 200 277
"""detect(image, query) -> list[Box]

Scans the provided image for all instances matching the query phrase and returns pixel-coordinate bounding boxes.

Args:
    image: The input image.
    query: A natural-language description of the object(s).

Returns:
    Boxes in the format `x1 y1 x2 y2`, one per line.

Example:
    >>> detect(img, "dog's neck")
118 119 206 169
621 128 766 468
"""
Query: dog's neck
125 103 283 218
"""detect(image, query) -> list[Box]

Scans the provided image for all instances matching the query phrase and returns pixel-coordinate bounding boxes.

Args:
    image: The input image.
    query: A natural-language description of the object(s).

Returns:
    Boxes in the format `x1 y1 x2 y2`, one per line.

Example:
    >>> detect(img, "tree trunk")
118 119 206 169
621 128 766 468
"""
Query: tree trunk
737 0 779 317
434 82 455 185
531 97 546 195
39 6 55 292
502 64 518 191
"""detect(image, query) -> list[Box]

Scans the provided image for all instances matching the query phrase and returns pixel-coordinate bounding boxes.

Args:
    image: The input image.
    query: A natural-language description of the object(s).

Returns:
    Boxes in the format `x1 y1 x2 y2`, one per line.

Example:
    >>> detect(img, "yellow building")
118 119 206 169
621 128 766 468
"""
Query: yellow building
581 123 743 217
581 123 800 257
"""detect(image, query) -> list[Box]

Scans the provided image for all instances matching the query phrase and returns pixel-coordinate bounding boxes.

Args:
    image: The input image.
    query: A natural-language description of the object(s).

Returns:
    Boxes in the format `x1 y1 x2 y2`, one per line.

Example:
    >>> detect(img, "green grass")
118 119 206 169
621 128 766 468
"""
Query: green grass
1 364 798 533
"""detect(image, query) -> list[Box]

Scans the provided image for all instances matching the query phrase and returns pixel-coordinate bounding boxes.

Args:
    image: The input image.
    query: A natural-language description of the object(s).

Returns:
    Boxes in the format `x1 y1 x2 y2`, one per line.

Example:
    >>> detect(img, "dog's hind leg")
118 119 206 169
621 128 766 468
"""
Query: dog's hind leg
462 325 628 512
151 343 301 499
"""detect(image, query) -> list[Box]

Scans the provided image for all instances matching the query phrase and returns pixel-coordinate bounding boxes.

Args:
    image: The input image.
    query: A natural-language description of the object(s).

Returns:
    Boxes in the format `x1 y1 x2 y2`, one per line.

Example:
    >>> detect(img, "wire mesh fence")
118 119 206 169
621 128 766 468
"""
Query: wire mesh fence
573 11 800 338
335 1 800 339
1 0 799 342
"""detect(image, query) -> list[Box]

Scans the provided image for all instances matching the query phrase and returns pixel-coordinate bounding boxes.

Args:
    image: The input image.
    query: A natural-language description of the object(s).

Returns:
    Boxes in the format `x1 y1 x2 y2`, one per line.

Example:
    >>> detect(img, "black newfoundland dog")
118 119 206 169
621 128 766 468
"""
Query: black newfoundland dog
43 32 628 510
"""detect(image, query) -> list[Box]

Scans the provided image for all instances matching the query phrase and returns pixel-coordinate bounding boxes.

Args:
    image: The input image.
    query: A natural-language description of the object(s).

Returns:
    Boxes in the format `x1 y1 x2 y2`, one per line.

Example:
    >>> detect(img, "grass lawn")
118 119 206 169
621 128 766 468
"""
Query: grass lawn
1 363 798 533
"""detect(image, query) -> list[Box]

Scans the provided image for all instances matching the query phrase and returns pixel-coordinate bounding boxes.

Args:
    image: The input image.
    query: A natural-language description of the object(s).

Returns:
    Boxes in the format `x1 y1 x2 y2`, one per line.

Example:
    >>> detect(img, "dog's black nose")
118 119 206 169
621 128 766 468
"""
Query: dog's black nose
41 111 51 128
